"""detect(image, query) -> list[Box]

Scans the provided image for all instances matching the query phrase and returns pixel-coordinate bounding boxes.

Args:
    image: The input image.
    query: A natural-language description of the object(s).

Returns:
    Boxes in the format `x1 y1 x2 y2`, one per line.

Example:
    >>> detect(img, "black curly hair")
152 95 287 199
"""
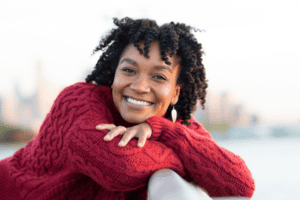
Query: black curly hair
86 17 208 125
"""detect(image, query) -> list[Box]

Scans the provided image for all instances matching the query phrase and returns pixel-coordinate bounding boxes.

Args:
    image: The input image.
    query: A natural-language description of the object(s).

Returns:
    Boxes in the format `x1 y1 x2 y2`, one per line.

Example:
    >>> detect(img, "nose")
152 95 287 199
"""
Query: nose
130 75 150 93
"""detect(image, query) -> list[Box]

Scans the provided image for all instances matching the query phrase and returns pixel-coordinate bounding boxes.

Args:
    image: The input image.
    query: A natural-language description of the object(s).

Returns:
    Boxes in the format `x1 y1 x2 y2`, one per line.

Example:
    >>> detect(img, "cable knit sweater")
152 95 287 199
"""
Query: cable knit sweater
0 82 255 200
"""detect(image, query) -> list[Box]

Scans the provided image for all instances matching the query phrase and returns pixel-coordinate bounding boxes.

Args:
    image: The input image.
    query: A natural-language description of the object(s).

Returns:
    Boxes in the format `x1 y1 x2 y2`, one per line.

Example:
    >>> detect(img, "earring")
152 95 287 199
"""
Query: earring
171 105 177 123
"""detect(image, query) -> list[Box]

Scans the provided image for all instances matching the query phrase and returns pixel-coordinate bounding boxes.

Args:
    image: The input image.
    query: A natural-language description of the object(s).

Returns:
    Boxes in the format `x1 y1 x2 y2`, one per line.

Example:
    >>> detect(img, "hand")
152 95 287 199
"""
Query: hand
96 123 152 148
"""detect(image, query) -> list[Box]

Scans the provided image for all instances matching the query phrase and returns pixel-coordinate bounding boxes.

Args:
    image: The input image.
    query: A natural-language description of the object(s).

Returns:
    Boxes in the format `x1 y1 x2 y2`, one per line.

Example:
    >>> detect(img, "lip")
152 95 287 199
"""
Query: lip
124 96 153 104
124 96 154 109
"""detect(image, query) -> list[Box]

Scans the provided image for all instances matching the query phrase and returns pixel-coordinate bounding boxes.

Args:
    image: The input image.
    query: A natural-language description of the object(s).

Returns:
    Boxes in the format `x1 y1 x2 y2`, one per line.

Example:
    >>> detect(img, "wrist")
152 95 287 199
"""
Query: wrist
144 116 164 141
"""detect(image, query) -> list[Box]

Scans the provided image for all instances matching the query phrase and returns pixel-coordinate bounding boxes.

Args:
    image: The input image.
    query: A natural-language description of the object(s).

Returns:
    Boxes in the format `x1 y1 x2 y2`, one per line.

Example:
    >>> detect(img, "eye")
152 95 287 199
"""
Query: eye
122 68 135 73
154 75 167 80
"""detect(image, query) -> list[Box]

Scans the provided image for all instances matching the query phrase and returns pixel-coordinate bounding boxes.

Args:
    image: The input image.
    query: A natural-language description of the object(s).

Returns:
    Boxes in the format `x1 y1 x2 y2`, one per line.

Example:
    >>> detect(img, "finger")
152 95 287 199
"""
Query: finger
104 126 126 141
137 134 149 148
96 124 116 130
118 129 137 147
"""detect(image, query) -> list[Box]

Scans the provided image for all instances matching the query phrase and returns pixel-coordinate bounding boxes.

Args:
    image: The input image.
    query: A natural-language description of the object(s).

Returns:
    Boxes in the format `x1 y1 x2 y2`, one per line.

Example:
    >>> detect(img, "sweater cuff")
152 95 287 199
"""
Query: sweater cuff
144 116 179 142
144 116 165 141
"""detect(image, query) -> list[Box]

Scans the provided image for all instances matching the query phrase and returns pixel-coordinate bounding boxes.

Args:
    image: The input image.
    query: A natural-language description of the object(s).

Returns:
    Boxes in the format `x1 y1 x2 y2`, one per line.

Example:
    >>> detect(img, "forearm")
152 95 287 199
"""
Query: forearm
163 138 253 197
67 125 186 191
145 116 255 198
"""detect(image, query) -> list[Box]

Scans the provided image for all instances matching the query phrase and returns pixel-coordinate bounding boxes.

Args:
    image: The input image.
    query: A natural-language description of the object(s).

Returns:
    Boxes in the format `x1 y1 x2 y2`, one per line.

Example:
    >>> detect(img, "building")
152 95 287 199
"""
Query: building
1 61 63 134
193 90 259 128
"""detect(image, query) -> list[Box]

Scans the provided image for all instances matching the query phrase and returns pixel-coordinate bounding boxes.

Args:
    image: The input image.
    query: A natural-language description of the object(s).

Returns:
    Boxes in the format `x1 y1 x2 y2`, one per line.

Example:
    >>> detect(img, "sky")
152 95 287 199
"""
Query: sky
0 0 300 125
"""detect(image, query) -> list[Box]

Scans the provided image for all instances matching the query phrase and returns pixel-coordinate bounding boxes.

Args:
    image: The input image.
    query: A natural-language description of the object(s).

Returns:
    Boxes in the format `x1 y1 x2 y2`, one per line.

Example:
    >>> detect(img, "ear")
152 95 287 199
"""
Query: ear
172 85 181 105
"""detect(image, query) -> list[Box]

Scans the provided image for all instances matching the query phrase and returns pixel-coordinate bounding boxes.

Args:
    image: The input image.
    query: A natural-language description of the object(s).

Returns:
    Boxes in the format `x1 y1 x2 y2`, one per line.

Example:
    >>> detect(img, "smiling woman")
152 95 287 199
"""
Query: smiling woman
112 41 181 124
0 17 255 200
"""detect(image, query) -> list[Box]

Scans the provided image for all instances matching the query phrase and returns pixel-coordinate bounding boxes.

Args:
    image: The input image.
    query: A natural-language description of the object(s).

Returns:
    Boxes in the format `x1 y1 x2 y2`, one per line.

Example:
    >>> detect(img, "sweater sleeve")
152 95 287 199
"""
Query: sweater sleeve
0 83 186 199
48 83 186 191
144 116 255 198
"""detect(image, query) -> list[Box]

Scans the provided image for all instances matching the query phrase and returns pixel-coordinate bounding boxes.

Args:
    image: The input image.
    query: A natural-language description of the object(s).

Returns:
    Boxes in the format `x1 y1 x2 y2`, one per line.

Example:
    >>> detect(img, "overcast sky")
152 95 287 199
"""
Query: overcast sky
1 0 300 125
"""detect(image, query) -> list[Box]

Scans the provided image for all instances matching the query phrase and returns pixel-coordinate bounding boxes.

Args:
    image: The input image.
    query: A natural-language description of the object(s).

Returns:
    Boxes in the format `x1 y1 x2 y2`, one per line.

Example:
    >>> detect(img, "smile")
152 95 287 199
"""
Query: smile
124 96 154 107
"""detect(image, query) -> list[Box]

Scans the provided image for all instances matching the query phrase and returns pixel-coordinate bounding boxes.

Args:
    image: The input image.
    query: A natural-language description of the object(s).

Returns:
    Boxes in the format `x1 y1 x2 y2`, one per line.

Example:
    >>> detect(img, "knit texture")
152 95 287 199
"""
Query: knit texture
0 82 255 199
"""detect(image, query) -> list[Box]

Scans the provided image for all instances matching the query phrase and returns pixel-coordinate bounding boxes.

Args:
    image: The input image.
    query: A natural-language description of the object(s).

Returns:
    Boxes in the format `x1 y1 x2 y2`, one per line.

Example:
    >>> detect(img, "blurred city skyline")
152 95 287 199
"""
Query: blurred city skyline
0 61 260 133
1 0 300 125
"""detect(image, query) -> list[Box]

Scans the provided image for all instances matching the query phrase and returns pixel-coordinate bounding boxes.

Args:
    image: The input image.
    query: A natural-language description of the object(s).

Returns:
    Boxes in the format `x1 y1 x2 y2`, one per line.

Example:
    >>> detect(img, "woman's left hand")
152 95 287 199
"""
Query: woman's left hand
96 123 152 148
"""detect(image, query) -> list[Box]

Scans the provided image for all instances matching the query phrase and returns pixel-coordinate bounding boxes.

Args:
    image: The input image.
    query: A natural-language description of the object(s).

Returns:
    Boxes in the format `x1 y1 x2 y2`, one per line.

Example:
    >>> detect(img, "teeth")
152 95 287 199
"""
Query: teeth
127 97 151 106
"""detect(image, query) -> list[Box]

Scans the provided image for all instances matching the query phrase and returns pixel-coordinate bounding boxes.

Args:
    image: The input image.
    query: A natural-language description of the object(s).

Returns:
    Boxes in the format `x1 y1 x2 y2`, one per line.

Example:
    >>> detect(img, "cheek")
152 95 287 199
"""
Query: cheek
112 72 122 85
112 73 125 91
111 76 123 102
159 86 173 103
113 71 132 88
161 86 172 96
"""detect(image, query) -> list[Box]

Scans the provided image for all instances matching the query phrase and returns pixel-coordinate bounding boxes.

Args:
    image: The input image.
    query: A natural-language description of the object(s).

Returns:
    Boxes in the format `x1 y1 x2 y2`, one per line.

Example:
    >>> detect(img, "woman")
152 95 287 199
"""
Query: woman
0 17 255 199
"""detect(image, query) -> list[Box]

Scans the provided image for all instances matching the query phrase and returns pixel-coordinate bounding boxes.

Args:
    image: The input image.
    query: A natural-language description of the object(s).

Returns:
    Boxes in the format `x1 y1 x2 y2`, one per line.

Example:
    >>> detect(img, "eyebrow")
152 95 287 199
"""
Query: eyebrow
120 58 173 73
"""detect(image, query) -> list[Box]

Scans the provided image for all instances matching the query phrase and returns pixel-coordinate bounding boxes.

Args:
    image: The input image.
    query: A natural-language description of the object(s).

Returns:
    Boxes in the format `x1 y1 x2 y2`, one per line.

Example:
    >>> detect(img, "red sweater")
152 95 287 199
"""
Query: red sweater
0 82 255 199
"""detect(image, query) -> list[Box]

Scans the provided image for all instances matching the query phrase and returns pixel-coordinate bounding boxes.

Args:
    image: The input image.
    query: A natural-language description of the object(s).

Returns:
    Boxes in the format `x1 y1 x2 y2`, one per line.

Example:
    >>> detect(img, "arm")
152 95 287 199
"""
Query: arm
50 83 186 191
144 116 255 198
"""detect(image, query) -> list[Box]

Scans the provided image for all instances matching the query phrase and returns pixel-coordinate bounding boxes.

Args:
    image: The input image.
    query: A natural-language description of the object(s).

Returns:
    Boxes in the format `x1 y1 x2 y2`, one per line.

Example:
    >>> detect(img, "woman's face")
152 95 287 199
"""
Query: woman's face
111 41 181 124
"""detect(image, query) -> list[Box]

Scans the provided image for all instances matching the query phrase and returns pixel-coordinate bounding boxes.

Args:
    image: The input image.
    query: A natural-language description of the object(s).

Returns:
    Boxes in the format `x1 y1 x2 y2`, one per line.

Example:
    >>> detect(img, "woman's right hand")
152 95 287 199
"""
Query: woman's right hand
96 122 152 148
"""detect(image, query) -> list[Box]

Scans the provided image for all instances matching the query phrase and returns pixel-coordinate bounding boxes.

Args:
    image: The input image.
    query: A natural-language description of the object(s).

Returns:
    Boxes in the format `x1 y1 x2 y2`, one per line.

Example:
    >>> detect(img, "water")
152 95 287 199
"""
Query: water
1 137 300 200
0 143 27 160
218 137 300 200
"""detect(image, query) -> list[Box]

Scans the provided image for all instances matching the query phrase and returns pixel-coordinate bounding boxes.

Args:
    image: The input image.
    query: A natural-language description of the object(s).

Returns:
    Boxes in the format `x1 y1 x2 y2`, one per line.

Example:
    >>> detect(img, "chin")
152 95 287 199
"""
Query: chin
123 115 146 124
126 119 144 125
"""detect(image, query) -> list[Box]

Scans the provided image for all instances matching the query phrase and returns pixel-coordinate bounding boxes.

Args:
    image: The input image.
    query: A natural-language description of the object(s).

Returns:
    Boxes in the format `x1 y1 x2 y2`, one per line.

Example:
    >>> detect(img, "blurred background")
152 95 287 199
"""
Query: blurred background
1 0 300 199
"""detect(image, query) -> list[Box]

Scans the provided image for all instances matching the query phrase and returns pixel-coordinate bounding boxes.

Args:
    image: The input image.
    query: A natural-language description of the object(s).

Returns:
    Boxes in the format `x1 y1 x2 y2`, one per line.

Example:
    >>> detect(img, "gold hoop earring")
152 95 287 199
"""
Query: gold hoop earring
171 105 177 123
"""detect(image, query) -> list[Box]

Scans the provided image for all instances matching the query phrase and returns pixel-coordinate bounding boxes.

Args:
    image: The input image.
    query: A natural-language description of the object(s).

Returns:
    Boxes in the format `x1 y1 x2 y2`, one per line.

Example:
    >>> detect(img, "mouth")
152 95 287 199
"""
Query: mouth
124 96 154 106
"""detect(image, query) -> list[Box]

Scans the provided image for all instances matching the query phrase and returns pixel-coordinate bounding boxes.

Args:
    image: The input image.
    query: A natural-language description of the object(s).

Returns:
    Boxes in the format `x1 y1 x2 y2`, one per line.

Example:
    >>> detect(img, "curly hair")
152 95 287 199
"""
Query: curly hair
86 17 208 125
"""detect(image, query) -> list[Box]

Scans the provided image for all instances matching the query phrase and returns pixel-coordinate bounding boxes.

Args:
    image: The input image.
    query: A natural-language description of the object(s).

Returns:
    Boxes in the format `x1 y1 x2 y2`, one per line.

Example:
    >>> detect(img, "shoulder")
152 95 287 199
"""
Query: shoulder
55 82 112 102
182 116 213 139
59 82 111 95
49 82 113 116
48 82 114 127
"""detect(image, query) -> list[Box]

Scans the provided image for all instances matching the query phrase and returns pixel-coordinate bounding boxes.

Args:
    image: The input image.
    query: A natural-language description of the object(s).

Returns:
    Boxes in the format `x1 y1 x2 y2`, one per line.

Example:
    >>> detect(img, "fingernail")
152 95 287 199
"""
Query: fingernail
138 142 143 147
104 135 111 140
96 125 102 129
118 141 125 146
